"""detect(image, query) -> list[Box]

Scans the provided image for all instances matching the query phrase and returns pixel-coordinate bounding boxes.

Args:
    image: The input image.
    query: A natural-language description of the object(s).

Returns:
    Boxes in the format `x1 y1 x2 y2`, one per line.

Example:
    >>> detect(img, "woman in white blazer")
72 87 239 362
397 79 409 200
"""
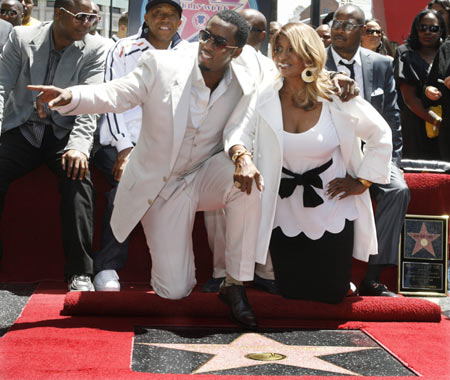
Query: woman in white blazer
253 22 392 303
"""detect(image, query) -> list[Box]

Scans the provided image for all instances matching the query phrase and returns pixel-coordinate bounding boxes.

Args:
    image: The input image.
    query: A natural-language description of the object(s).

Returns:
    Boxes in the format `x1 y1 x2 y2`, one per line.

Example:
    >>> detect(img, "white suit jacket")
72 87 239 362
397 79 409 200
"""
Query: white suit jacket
61 43 263 242
253 78 392 263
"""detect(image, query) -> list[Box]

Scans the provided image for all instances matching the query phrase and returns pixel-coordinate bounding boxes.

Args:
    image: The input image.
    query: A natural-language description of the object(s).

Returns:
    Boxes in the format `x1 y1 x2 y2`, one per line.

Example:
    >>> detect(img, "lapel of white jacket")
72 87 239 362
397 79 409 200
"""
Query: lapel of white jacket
169 49 196 170
326 97 359 168
257 79 283 143
230 45 258 96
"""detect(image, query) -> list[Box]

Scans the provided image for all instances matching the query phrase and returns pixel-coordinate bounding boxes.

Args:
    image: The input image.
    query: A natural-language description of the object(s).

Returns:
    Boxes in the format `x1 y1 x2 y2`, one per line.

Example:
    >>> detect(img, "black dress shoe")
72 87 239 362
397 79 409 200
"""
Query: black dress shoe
201 276 225 293
359 280 399 297
68 275 95 292
253 274 280 295
219 285 258 330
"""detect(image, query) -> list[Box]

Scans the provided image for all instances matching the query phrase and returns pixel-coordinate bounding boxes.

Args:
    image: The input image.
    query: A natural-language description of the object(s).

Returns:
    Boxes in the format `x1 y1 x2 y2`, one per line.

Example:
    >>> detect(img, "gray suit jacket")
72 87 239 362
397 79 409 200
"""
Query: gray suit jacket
0 19 11 52
0 22 107 155
326 47 402 166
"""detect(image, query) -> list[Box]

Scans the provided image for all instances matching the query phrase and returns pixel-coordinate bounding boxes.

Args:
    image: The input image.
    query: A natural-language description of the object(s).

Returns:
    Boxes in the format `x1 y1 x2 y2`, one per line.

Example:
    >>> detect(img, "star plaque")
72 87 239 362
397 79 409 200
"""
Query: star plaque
132 327 415 376
399 214 449 296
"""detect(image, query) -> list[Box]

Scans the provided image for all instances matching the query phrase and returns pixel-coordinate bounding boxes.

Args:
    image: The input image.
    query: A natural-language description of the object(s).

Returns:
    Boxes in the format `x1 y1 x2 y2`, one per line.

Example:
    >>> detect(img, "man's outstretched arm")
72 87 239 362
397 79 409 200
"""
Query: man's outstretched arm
27 85 74 116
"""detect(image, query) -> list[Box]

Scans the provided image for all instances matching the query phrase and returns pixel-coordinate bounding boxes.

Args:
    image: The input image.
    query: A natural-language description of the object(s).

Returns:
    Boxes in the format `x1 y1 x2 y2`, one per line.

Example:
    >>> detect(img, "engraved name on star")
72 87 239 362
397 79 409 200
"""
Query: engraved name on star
407 222 440 256
138 332 377 375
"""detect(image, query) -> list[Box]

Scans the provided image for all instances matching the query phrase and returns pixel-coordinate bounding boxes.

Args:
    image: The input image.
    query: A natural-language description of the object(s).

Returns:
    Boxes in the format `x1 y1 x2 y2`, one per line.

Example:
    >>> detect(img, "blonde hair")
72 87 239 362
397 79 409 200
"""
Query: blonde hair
272 22 336 110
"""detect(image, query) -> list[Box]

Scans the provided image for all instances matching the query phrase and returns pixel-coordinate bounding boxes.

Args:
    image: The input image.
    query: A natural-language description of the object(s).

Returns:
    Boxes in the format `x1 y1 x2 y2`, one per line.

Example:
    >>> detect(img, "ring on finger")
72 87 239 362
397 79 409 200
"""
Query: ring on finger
234 181 241 189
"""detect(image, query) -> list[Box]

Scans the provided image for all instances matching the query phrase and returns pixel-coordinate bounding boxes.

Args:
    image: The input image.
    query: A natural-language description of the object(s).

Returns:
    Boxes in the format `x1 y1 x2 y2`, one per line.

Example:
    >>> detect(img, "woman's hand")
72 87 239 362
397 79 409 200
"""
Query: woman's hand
326 174 367 200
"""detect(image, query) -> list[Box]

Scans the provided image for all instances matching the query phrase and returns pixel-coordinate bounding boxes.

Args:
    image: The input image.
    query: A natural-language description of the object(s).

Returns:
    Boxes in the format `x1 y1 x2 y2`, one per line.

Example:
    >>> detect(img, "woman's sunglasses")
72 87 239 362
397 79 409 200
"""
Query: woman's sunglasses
365 29 382 36
418 24 440 33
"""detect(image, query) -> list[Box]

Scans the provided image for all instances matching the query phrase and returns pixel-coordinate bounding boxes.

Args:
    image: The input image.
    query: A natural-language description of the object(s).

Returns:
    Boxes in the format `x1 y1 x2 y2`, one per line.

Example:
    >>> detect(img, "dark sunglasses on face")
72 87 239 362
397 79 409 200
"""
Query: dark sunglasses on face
365 29 382 35
331 20 363 31
198 29 239 50
59 7 98 24
418 24 440 33
0 9 18 17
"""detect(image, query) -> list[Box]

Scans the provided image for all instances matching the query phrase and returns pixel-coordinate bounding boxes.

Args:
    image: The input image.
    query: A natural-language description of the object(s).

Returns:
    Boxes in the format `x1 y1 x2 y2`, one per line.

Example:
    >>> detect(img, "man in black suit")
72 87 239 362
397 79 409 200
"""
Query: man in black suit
326 4 410 296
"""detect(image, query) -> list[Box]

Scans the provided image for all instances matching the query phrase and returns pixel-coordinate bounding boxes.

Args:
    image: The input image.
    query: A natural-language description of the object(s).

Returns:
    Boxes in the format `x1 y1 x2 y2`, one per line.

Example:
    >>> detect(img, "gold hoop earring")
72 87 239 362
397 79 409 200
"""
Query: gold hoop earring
301 68 314 83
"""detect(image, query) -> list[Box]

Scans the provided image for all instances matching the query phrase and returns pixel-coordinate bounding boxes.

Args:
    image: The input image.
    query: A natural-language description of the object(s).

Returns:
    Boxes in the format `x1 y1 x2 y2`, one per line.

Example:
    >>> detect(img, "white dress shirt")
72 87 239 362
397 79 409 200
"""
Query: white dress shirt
331 46 365 95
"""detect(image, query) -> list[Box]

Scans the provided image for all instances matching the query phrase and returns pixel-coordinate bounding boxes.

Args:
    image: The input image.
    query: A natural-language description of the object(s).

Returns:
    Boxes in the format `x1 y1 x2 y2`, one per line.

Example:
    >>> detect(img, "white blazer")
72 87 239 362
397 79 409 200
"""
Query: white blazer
62 43 263 242
253 78 393 263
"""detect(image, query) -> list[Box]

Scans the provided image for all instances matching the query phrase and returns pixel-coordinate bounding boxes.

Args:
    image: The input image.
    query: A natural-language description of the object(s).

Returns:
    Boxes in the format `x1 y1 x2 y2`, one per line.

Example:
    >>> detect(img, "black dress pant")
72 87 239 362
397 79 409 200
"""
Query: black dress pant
0 127 95 277
269 220 354 304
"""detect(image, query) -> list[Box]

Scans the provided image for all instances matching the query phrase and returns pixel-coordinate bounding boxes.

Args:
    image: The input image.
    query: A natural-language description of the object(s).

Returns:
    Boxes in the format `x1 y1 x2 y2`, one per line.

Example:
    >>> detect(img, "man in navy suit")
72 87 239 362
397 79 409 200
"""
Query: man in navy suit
326 4 410 296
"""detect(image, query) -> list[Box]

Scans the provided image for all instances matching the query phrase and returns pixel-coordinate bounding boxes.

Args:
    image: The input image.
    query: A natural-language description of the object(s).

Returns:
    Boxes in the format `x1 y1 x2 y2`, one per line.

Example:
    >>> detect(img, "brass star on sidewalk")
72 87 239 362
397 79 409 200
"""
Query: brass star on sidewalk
407 222 440 256
138 332 376 375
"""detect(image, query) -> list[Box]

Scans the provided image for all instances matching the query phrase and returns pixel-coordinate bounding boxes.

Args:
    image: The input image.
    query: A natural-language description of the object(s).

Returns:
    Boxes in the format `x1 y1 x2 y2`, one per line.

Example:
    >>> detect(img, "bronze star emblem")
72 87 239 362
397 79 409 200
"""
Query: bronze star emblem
407 222 440 256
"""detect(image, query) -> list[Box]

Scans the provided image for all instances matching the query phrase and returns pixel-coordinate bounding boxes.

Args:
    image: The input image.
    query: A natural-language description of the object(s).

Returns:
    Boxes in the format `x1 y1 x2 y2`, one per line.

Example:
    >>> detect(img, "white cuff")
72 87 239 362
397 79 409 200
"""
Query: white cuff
54 88 81 115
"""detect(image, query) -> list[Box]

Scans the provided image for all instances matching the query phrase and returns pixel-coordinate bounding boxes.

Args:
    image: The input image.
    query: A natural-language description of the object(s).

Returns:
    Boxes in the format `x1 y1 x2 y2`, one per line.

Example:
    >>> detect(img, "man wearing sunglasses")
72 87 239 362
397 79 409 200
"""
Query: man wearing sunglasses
30 10 266 330
0 0 24 27
0 0 107 291
326 4 410 297
92 0 188 292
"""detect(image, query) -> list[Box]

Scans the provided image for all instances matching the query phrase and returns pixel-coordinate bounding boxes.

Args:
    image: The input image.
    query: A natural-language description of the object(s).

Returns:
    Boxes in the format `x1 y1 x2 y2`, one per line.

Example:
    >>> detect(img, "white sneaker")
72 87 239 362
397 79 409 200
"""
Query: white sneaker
93 270 121 291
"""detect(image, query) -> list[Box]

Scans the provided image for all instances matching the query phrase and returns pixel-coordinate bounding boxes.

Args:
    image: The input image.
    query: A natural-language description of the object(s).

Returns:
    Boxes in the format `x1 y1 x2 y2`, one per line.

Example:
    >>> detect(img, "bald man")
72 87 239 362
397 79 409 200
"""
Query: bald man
316 23 331 47
0 0 24 27
238 8 266 51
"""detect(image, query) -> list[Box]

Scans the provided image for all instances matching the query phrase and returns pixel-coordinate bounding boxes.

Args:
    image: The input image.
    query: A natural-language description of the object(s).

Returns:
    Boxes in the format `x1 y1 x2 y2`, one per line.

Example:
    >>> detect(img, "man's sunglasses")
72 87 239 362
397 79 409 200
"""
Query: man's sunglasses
365 29 382 35
59 7 98 24
331 20 363 31
250 26 265 33
0 9 18 17
418 24 440 33
198 29 239 50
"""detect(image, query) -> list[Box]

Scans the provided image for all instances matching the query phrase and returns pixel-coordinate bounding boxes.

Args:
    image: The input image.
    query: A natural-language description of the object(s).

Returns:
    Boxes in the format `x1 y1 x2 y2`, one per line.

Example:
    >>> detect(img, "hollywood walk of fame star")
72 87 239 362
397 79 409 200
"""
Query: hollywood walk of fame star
407 222 440 256
137 332 377 375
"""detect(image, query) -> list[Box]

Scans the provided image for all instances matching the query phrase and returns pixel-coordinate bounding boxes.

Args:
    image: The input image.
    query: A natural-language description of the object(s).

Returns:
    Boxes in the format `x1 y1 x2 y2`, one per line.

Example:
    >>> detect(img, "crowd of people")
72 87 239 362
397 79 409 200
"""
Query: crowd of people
0 0 448 330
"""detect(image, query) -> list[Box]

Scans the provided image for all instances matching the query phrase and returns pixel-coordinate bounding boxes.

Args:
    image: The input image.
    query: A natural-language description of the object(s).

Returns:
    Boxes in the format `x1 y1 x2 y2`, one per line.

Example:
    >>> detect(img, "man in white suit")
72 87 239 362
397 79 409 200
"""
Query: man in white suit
30 10 264 330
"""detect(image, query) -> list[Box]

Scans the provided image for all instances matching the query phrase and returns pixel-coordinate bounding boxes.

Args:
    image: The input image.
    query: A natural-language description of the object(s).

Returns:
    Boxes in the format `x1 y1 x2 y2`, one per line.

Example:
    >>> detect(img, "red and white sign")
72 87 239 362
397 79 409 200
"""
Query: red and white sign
178 0 251 41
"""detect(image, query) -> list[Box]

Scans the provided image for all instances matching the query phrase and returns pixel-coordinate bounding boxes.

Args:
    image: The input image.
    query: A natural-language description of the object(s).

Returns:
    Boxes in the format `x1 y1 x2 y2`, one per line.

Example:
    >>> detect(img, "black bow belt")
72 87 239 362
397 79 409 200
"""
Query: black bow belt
279 158 333 208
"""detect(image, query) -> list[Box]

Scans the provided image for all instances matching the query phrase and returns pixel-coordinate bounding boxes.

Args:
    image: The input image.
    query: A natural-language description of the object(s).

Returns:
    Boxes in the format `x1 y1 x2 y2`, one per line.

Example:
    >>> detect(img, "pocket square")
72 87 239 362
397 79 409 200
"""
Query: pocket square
371 88 384 96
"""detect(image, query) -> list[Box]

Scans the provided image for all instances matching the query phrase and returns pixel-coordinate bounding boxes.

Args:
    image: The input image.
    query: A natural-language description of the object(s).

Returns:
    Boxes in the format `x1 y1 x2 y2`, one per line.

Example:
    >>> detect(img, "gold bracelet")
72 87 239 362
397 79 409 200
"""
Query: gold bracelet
357 178 372 188
231 149 252 164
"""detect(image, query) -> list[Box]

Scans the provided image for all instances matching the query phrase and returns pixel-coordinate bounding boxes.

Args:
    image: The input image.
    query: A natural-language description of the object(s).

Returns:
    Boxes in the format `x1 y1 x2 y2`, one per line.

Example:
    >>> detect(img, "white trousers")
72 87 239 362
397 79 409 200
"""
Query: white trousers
141 153 262 300
204 209 275 281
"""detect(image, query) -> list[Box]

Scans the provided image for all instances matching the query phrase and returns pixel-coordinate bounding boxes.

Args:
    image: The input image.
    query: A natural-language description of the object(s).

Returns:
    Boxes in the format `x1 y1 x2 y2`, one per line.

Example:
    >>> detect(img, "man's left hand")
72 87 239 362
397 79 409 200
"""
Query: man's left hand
62 149 89 180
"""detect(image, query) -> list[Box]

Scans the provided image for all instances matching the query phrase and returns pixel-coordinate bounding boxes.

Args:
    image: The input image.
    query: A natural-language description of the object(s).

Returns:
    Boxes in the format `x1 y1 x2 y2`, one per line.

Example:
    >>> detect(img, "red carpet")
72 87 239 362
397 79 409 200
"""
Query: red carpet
62 286 442 322
0 283 449 380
